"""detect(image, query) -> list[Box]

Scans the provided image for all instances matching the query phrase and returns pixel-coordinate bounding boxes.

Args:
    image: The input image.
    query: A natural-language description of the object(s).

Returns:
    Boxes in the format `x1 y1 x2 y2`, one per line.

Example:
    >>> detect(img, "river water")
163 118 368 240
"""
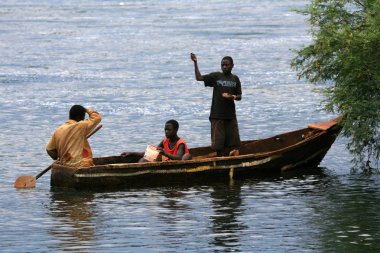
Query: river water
1 0 379 252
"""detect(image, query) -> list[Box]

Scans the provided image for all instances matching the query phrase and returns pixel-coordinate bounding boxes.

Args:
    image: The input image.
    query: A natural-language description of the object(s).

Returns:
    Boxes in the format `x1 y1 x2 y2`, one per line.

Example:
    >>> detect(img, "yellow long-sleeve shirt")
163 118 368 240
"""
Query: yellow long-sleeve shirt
46 109 101 167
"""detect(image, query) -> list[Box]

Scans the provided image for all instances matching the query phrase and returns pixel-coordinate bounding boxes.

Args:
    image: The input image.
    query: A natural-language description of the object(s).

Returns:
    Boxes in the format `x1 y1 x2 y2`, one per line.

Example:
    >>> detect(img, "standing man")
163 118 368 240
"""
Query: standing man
46 105 102 167
190 53 242 157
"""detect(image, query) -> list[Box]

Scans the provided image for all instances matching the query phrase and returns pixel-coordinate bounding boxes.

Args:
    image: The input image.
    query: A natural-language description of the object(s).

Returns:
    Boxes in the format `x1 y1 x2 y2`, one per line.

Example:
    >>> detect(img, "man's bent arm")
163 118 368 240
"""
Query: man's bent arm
46 149 58 160
85 108 102 133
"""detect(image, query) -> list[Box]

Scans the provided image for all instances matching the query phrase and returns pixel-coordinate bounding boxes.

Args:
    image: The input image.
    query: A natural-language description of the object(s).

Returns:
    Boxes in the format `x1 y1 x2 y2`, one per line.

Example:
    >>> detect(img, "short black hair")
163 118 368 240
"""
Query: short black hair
166 119 179 131
69 105 86 121
222 56 234 65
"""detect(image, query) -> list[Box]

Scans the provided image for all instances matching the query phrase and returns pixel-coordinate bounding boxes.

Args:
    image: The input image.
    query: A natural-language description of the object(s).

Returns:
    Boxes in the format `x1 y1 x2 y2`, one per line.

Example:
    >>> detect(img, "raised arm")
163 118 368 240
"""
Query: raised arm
190 53 203 81
85 108 101 134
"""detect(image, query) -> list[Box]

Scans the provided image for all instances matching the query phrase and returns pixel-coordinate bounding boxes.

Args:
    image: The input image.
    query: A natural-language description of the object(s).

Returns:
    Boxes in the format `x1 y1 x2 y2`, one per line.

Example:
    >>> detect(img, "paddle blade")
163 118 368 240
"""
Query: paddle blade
14 175 36 188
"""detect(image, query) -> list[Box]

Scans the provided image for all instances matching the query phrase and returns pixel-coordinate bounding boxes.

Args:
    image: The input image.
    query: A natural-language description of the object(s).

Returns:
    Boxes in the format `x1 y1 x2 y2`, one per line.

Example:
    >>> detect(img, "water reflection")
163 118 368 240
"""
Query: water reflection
48 189 97 252
209 181 247 252
158 190 190 210
311 175 380 252
157 190 191 227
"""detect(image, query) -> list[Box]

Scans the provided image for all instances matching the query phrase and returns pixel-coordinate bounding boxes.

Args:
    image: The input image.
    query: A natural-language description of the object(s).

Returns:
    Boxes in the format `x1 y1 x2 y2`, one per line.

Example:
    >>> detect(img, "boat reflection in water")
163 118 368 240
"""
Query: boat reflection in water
209 181 247 250
48 190 97 251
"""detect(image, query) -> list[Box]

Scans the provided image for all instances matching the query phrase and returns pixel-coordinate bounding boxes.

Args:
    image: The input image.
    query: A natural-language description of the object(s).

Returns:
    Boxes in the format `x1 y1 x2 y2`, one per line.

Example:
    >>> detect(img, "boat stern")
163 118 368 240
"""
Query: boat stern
51 164 78 188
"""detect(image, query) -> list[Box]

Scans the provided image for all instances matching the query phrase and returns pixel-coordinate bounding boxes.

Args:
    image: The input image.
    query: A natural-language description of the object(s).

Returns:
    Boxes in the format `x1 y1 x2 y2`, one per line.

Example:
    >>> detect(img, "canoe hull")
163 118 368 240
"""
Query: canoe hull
51 118 341 189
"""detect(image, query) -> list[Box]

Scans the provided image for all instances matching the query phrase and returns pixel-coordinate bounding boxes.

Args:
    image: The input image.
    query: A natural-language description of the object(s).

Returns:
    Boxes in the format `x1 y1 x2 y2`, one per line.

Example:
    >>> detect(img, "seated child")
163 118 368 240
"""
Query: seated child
121 119 192 162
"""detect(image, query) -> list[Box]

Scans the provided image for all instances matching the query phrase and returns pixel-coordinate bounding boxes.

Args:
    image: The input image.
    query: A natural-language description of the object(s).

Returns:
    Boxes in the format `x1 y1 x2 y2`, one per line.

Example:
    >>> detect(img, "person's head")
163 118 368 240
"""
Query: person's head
69 105 86 122
164 119 179 139
221 56 234 75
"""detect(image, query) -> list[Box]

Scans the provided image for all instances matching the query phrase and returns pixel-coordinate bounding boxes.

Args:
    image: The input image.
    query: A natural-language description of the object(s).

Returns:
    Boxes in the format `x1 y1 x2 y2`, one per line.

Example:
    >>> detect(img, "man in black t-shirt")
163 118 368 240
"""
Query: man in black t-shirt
190 53 242 157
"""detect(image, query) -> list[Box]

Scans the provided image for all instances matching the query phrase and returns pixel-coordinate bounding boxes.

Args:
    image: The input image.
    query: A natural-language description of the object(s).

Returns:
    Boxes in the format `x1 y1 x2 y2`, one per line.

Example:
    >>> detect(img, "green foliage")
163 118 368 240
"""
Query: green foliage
291 0 380 169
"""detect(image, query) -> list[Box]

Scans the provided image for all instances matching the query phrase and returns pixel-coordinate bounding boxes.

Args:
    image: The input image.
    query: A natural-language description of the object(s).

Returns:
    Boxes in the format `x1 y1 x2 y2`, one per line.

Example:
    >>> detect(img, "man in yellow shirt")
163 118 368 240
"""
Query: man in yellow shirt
46 105 101 167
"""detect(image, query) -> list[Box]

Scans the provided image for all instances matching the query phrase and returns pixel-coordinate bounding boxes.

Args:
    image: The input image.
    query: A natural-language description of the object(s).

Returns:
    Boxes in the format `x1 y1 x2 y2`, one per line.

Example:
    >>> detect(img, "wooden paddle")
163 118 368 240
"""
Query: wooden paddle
14 124 103 188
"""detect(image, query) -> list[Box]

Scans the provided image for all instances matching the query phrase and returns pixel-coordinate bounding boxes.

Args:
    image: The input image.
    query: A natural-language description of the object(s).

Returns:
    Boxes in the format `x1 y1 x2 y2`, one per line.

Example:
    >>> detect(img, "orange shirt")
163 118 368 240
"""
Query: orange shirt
46 109 101 167
162 137 190 156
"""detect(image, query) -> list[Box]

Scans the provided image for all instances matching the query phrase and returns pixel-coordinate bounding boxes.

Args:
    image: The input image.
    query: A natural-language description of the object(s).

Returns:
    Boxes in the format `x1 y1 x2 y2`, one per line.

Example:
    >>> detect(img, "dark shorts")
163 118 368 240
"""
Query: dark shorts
210 118 241 151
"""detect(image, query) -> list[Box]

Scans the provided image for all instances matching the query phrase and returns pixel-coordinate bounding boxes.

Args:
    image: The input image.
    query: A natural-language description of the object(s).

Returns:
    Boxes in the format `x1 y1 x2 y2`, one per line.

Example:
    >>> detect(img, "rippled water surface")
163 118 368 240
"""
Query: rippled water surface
1 0 380 252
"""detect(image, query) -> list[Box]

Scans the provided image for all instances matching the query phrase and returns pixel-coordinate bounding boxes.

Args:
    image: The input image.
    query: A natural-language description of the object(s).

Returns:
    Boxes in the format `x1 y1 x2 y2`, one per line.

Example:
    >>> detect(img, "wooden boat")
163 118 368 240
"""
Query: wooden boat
51 117 342 189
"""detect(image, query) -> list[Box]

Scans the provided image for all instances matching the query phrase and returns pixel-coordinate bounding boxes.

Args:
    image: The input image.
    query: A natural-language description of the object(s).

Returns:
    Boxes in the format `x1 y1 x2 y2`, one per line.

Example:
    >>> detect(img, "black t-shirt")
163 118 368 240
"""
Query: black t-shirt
203 72 242 119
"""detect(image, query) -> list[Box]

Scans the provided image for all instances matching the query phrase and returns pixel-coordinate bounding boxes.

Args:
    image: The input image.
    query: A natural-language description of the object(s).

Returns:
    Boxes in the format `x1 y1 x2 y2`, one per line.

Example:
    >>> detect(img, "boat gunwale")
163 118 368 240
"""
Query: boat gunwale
50 118 342 188
69 123 339 173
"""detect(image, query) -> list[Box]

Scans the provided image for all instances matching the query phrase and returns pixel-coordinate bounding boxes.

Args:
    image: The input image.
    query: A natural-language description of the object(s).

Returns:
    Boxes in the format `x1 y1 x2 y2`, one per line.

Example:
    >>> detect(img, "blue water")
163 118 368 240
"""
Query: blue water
1 0 380 252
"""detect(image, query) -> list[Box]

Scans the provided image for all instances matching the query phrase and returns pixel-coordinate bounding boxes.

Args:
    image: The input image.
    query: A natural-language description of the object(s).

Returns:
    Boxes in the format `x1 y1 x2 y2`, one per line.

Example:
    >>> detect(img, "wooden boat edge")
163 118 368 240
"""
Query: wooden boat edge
50 117 342 188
